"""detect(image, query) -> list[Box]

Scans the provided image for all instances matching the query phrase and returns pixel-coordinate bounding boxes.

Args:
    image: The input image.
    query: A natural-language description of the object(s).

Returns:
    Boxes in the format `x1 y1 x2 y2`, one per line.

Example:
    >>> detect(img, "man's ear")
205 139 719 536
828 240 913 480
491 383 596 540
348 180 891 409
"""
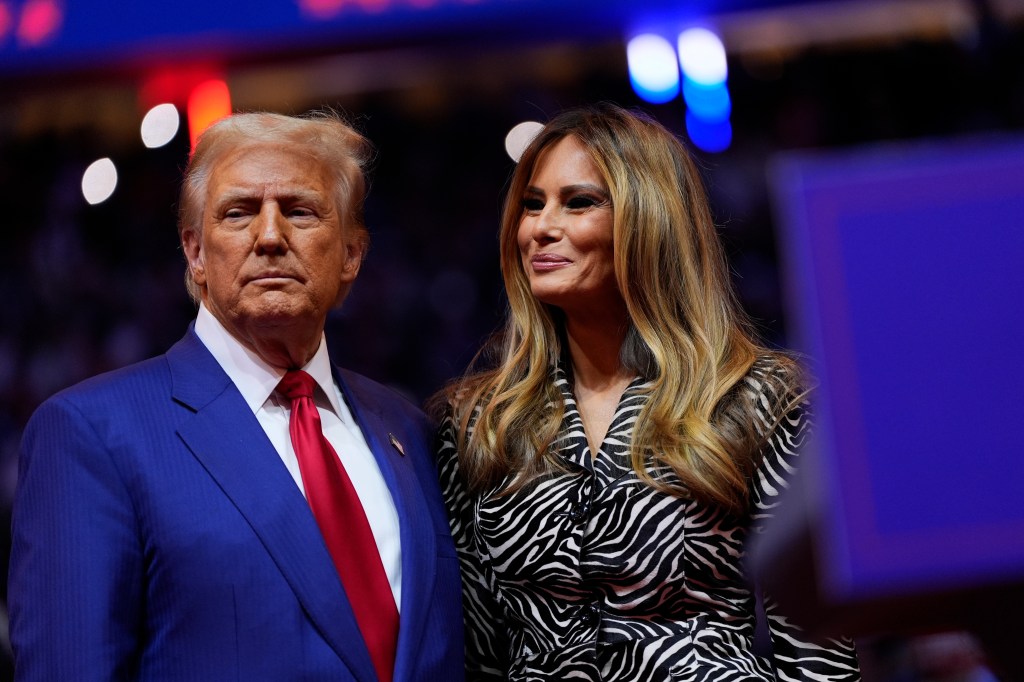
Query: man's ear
181 229 206 287
339 236 366 284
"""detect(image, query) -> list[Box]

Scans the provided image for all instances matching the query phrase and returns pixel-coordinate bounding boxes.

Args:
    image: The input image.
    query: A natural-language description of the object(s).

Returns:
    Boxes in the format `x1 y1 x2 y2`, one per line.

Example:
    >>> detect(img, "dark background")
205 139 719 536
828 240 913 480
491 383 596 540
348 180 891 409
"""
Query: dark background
2 0 1022 679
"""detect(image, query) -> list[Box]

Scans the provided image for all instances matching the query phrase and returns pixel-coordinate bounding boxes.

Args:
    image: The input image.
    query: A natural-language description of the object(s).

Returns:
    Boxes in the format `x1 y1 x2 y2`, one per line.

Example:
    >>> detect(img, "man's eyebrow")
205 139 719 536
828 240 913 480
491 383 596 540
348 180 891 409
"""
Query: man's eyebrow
283 189 329 204
211 188 328 205
211 188 260 205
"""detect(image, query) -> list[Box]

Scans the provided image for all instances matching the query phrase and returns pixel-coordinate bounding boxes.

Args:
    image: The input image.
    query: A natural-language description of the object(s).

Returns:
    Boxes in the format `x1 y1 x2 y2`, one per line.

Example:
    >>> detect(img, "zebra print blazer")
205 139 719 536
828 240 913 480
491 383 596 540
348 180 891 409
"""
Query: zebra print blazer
437 357 860 681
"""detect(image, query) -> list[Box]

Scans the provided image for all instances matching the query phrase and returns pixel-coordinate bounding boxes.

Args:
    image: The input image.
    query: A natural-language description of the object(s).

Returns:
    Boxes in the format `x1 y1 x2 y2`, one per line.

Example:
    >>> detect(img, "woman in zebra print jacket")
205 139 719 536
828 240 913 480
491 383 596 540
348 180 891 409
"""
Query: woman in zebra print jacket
436 103 860 680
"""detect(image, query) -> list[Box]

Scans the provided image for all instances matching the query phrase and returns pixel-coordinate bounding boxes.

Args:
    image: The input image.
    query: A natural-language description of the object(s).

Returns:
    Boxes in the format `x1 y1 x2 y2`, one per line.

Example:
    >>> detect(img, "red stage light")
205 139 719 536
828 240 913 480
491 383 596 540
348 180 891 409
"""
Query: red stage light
140 66 222 111
298 0 345 19
297 0 391 20
17 0 62 46
187 79 232 151
0 2 14 43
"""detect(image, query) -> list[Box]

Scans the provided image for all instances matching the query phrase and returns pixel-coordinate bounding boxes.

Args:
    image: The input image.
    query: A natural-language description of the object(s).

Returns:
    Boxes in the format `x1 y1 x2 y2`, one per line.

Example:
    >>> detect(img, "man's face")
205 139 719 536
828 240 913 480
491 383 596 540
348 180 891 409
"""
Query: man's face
183 143 363 343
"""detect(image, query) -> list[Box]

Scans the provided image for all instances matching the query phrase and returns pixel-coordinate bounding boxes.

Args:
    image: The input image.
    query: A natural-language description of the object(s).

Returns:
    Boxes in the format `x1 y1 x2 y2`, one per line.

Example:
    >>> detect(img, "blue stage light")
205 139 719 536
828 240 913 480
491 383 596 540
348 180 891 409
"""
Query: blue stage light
627 34 680 104
677 27 727 86
686 112 732 153
682 77 731 122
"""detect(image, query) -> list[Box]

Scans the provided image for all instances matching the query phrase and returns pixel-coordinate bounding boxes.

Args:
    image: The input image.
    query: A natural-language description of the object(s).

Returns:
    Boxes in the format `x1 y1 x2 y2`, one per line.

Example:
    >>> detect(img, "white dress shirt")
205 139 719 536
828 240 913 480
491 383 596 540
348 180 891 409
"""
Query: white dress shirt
194 303 401 609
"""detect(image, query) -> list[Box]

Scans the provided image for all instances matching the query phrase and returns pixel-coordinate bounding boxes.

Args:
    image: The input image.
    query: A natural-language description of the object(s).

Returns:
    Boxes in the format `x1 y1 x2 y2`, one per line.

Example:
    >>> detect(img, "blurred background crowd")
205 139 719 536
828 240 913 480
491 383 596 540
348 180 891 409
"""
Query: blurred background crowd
2 0 1022 679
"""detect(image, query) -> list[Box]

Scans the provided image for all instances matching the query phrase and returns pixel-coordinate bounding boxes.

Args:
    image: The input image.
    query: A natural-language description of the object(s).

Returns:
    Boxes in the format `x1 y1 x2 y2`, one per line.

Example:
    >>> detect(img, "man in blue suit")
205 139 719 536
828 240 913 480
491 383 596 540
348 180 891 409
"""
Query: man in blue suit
9 111 464 681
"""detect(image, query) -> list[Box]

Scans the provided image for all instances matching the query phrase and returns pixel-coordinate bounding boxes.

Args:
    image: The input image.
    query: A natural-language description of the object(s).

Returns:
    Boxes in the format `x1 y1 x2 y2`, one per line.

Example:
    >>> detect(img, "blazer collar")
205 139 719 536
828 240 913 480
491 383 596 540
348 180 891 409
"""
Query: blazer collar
331 366 439 680
168 328 378 682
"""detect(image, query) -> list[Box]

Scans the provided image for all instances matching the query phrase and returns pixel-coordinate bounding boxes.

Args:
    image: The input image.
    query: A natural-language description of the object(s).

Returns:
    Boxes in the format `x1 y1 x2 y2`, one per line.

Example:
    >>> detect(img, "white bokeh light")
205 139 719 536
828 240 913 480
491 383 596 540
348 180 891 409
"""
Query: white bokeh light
82 158 118 205
140 103 180 149
626 34 680 103
677 27 728 85
504 120 544 162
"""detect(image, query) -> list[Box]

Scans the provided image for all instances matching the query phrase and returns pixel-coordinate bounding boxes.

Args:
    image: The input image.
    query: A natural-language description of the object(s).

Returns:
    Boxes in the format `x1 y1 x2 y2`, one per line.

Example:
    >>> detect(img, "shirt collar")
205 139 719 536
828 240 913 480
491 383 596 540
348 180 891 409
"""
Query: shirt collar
193 303 342 416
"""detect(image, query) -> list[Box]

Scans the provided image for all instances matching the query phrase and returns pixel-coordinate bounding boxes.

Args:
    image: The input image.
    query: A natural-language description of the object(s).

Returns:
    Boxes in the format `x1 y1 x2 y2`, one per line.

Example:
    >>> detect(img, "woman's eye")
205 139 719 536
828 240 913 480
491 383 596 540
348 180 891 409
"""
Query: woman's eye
566 195 599 210
522 198 544 212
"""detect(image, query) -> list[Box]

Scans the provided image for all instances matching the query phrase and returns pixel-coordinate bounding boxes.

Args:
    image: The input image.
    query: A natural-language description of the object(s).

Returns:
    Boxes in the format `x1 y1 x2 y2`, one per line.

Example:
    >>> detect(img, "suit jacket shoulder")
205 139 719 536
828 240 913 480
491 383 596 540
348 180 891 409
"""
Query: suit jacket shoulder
336 368 434 430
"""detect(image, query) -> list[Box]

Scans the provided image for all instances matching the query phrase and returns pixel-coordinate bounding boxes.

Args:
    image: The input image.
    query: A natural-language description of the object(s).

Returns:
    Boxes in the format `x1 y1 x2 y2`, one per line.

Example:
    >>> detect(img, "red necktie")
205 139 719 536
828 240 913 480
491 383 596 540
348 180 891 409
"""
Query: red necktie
277 370 398 682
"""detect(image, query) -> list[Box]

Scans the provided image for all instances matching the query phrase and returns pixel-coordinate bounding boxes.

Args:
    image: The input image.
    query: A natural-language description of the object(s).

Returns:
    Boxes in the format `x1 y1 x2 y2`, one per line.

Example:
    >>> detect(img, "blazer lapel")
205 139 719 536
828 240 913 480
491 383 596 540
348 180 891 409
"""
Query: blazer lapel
167 331 377 682
334 368 438 681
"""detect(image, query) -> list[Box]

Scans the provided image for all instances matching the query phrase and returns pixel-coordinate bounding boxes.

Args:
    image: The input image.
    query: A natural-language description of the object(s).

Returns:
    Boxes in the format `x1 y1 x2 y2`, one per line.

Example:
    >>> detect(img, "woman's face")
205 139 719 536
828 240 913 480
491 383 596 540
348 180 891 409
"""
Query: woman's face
516 136 621 319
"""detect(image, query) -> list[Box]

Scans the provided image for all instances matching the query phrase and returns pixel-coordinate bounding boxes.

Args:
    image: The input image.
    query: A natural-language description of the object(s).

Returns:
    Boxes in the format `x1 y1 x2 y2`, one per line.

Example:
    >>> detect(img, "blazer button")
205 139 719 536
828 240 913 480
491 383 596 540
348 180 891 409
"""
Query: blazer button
578 601 602 627
566 499 591 524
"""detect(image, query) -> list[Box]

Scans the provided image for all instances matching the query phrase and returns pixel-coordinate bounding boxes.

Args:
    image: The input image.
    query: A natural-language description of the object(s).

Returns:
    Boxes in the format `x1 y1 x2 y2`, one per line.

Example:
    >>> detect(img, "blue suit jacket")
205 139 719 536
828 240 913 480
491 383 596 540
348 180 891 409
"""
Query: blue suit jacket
9 329 464 681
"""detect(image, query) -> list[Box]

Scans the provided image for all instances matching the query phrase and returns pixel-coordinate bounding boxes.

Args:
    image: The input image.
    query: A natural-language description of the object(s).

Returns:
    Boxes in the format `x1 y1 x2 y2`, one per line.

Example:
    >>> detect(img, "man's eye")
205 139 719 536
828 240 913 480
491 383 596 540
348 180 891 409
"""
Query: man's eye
289 208 315 218
224 208 247 219
521 198 544 212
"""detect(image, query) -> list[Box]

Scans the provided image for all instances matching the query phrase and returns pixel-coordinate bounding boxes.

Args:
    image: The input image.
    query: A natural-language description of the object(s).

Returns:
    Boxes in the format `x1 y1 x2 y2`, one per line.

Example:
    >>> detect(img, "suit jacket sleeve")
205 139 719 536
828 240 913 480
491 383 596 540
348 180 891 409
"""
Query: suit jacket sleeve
10 394 144 681
436 411 509 681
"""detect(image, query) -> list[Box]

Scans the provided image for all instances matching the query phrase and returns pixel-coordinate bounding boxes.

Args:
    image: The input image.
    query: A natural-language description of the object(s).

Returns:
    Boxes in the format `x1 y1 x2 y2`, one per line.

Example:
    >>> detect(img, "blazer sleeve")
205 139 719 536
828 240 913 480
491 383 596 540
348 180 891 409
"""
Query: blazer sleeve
749 382 861 681
9 395 144 681
436 412 510 681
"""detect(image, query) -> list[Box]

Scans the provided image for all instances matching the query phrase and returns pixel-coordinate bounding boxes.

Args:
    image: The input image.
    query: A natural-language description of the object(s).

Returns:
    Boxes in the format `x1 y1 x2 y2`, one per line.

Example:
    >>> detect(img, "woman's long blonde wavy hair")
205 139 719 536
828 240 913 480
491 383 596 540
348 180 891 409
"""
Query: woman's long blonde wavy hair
442 103 800 514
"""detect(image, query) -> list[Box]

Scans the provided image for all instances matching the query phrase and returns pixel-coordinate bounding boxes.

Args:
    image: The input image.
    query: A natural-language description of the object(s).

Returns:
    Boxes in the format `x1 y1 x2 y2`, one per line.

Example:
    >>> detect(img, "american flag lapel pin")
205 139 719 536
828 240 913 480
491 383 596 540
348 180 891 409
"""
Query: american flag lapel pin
388 433 406 456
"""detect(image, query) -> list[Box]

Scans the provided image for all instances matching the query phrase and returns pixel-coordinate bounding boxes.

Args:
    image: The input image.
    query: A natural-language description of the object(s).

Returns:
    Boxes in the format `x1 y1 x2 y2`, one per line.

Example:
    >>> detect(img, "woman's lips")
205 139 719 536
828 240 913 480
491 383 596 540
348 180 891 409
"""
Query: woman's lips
530 254 571 271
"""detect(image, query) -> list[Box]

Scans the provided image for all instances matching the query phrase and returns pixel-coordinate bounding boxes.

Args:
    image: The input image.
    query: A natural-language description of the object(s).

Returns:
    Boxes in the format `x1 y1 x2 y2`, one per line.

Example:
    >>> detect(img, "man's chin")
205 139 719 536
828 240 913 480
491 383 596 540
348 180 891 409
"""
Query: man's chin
239 294 317 327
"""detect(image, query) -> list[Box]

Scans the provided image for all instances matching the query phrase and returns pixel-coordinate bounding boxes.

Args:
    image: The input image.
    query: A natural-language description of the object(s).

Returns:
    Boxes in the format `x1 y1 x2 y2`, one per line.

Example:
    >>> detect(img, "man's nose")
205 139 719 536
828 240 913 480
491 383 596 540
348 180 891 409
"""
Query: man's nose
254 205 288 253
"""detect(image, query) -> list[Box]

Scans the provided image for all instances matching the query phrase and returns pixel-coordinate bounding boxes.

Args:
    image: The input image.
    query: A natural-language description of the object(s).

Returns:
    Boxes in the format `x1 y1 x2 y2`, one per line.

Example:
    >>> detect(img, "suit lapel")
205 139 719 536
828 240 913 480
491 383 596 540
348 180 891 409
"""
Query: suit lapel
334 368 438 681
167 332 377 682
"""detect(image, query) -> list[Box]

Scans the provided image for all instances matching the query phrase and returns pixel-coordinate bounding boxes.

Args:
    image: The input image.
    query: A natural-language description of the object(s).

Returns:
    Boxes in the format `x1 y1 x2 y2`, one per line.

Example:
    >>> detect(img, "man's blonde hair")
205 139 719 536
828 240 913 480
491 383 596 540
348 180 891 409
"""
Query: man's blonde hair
177 111 372 302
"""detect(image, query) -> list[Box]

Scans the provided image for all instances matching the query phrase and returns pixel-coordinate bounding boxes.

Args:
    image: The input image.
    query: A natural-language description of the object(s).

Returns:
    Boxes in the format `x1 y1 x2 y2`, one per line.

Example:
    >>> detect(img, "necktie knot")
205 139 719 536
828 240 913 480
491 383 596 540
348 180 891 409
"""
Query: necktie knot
277 369 316 401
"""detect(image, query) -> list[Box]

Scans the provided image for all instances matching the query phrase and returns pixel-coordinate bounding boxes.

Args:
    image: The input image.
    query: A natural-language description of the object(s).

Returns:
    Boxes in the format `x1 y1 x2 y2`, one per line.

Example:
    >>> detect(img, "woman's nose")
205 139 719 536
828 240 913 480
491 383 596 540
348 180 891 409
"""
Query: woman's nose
530 205 562 242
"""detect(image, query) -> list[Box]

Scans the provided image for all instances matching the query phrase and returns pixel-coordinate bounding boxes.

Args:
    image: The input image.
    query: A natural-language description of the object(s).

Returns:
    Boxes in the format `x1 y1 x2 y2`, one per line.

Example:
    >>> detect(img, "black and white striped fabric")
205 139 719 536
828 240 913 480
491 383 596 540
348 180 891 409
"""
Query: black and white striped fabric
438 358 860 681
